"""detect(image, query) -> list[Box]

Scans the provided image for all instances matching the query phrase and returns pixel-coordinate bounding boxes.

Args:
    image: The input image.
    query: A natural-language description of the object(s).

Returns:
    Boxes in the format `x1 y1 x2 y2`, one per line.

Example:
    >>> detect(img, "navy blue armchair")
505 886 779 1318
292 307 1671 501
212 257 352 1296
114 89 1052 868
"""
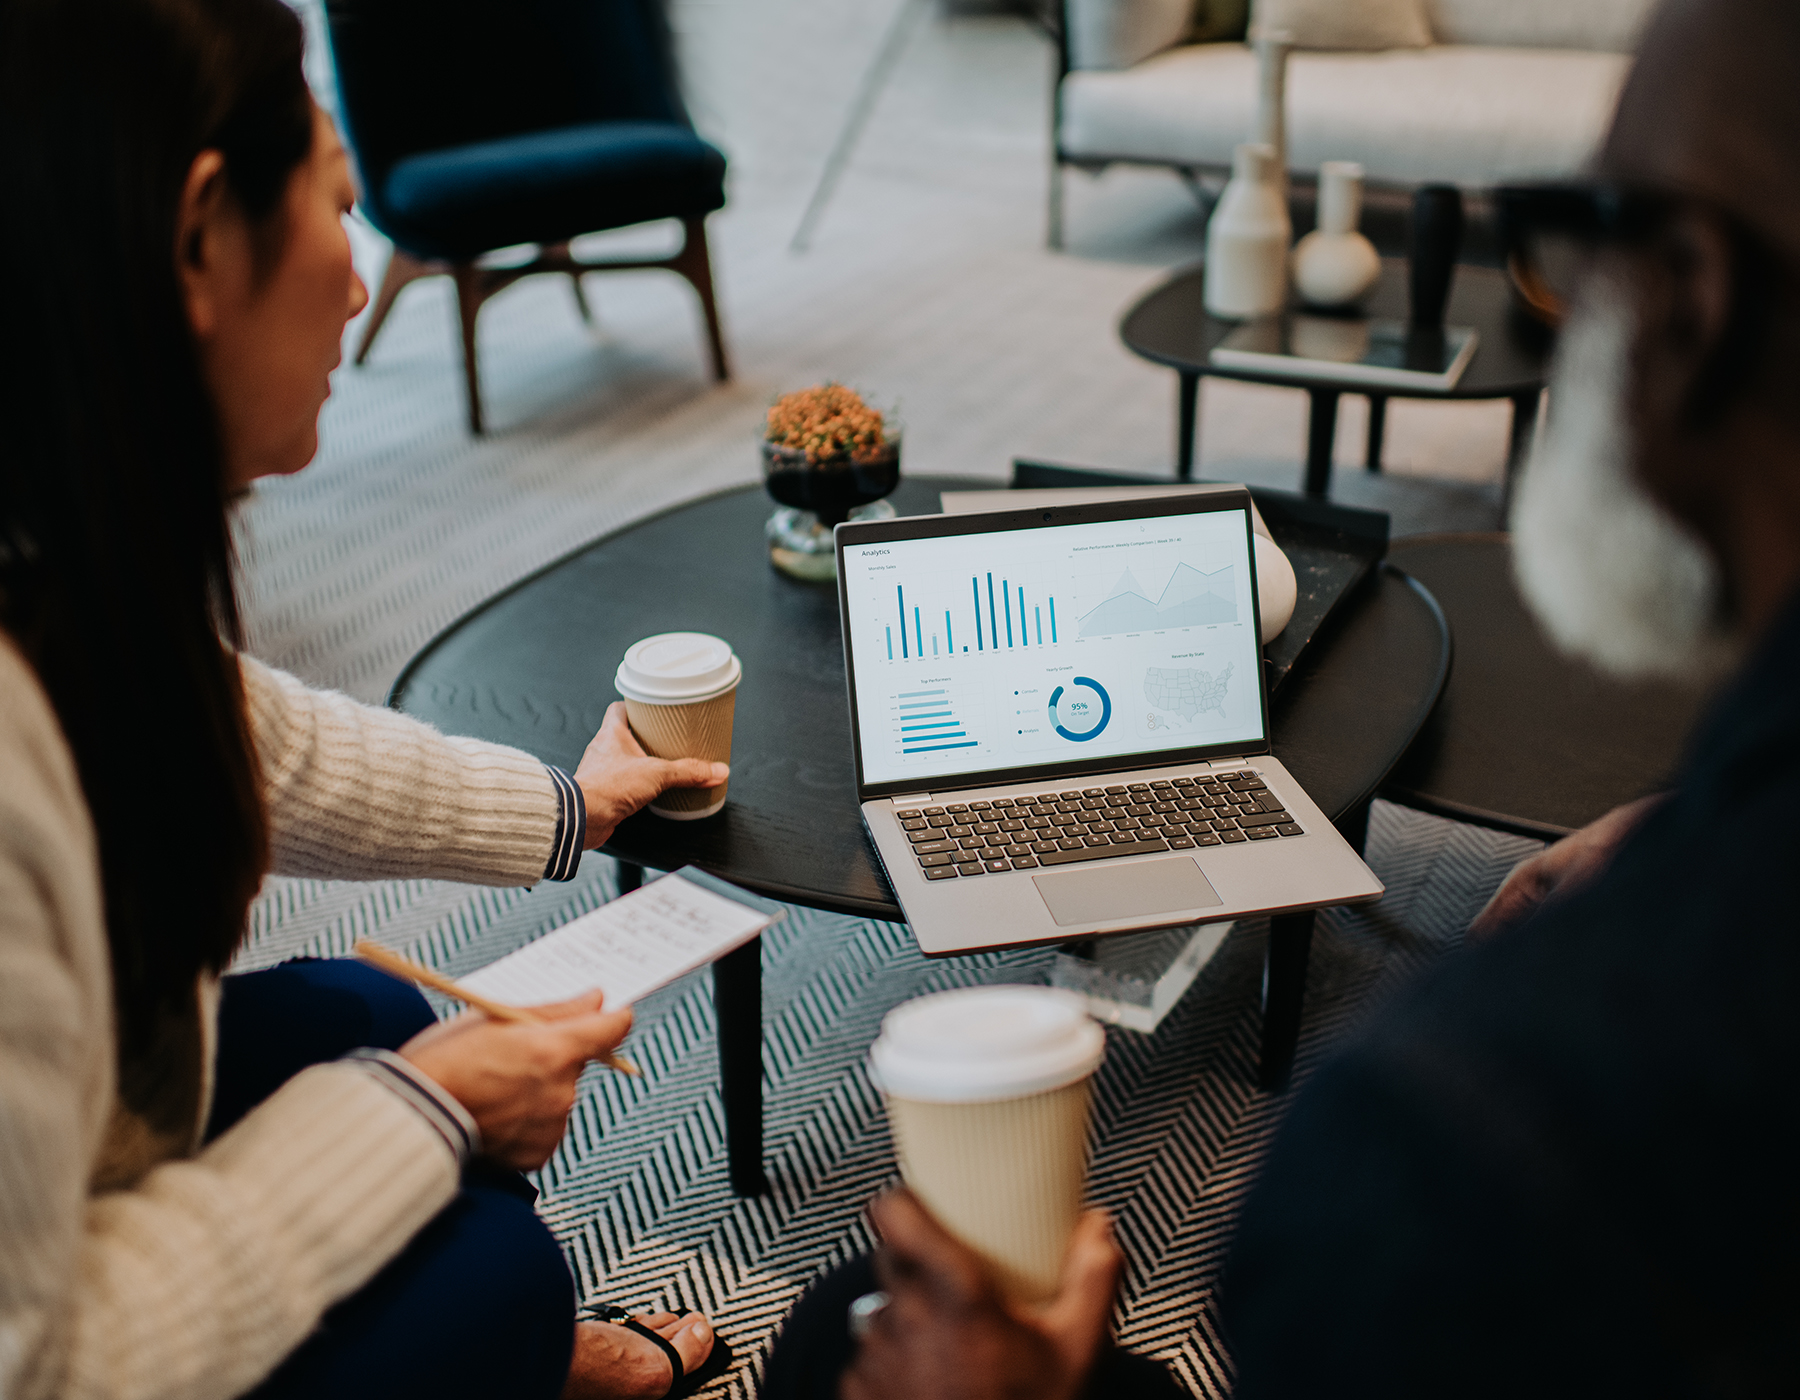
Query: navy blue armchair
324 0 729 433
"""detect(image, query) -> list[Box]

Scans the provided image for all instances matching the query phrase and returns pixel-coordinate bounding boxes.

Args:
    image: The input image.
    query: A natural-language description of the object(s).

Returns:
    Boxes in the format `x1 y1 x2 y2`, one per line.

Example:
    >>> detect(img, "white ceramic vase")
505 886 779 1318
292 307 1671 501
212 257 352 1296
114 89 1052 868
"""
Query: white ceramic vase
1253 28 1293 201
1292 161 1381 308
1204 143 1291 319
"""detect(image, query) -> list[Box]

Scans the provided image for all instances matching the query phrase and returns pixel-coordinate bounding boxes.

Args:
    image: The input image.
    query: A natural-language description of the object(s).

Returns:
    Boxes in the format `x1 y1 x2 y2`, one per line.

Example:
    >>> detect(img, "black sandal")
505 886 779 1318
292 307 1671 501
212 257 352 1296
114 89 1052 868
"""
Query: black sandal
578 1303 733 1398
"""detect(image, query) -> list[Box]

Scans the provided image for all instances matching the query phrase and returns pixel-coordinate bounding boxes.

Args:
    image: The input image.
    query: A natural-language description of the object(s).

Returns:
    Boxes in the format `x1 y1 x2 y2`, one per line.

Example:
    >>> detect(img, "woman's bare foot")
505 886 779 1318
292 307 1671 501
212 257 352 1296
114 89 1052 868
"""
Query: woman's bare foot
562 1311 714 1400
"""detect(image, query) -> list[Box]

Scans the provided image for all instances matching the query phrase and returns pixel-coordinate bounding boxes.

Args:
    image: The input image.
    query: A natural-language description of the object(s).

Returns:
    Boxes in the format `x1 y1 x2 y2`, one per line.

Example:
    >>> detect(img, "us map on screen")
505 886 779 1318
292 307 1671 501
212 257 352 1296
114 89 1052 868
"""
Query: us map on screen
843 509 1265 787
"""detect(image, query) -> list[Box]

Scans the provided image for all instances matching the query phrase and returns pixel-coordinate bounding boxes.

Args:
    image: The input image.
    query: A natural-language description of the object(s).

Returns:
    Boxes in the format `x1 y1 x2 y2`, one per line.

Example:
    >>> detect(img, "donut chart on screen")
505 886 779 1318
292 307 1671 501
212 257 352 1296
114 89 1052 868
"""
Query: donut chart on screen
1048 677 1111 742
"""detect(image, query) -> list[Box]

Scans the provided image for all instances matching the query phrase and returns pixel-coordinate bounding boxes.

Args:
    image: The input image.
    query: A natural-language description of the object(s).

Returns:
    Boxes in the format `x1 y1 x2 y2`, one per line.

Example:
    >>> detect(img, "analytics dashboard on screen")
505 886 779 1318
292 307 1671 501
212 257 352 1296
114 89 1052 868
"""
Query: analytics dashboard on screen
842 507 1266 788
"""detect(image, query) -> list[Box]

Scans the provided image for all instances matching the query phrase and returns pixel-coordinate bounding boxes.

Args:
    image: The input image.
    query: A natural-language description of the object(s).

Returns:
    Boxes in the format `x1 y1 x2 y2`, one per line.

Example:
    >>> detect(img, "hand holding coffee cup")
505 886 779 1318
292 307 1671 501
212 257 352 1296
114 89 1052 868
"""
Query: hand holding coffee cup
840 1188 1124 1400
570 702 730 847
870 986 1106 1303
613 633 741 820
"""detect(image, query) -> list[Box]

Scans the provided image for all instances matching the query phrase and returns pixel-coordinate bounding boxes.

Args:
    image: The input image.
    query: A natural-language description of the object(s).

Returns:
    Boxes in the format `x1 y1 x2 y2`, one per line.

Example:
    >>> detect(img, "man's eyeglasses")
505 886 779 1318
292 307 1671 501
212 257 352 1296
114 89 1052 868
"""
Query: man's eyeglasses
1493 182 1684 324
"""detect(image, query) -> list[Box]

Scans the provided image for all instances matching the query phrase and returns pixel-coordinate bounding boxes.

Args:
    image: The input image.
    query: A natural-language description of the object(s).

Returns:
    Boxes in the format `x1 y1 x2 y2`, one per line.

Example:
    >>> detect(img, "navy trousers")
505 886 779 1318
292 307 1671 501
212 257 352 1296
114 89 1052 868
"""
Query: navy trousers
210 959 575 1400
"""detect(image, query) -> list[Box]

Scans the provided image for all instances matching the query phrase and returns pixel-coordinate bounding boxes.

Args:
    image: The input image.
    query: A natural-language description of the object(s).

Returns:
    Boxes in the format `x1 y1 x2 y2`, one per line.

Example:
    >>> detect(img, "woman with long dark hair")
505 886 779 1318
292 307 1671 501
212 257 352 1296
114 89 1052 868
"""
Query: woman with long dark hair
0 1 724 1396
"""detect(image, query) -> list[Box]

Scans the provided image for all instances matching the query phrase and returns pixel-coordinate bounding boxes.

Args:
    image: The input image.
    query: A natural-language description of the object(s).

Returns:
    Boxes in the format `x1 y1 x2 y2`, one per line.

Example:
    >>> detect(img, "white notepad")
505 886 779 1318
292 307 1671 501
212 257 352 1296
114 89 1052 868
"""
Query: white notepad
459 867 780 1009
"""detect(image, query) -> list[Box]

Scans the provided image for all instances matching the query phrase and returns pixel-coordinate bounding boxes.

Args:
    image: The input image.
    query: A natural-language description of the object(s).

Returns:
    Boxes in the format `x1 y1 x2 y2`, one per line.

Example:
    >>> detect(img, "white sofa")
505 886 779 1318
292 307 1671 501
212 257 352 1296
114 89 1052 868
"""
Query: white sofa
1053 0 1657 244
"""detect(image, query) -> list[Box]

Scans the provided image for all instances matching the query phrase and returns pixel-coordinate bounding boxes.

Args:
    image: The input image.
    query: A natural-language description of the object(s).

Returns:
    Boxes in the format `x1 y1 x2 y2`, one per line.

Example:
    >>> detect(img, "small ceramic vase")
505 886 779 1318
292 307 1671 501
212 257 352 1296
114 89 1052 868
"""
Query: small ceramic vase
1293 162 1381 308
1253 28 1294 202
1205 143 1291 319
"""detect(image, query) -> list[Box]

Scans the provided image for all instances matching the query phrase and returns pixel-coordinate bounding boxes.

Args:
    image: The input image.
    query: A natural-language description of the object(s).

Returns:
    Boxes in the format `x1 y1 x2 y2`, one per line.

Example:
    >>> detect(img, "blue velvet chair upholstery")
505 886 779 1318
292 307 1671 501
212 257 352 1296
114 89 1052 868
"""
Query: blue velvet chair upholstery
324 0 730 432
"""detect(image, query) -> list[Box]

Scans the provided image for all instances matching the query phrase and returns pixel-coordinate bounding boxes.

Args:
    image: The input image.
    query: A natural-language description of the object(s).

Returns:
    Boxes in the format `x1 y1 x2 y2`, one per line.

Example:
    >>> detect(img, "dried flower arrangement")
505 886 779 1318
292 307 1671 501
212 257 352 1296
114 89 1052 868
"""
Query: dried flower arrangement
764 383 892 463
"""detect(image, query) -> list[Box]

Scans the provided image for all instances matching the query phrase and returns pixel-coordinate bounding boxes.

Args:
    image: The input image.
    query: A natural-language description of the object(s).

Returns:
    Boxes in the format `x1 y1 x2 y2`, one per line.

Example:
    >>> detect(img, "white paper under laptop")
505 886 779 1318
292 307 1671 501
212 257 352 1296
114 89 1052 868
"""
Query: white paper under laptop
835 491 1381 956
938 483 1273 541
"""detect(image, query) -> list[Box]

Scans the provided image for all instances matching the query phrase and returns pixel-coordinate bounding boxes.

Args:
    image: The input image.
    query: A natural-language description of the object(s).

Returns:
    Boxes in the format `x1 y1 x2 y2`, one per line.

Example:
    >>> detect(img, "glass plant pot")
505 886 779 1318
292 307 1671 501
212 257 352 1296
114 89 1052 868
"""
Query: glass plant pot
761 429 902 581
766 499 897 581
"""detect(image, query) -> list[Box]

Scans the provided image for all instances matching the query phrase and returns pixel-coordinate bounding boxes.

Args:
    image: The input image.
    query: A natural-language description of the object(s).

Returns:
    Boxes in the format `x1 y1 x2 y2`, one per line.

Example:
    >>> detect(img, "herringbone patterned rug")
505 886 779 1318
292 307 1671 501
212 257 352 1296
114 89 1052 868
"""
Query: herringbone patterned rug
234 801 1538 1396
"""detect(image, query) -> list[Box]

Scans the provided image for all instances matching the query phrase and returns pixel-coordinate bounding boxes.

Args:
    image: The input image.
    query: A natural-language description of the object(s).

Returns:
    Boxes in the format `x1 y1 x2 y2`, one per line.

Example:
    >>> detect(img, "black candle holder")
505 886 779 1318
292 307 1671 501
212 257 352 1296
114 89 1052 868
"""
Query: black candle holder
1409 185 1466 329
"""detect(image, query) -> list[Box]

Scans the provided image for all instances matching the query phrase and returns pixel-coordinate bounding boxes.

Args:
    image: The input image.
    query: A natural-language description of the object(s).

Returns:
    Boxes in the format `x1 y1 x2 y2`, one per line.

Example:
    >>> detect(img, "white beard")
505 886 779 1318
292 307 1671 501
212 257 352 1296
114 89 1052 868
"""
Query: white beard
1510 284 1739 683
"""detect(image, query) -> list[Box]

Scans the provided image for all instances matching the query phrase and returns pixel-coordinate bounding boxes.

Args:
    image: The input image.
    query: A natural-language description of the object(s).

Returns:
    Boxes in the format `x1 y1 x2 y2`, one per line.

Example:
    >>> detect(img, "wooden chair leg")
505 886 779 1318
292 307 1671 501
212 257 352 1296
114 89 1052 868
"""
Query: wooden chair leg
355 248 435 365
568 272 593 324
545 243 593 324
673 215 730 382
450 262 487 435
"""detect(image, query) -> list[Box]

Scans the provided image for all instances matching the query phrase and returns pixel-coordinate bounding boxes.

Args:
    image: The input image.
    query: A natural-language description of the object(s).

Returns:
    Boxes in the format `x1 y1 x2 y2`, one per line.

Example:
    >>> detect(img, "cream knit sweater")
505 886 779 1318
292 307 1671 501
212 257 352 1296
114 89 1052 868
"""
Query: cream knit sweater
0 638 564 1400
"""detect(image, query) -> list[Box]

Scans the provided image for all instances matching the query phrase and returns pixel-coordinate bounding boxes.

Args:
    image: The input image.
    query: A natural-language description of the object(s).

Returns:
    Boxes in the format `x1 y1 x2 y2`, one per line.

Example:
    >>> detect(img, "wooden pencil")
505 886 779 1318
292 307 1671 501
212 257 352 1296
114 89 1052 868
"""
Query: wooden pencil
354 940 642 1076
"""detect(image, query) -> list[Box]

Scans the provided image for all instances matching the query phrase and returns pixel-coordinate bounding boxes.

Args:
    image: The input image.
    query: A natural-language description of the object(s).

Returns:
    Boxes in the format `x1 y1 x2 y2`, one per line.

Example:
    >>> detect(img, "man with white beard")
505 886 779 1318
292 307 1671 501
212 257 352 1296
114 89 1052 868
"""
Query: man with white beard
771 2 1800 1397
1217 0 1800 1391
761 0 1800 1395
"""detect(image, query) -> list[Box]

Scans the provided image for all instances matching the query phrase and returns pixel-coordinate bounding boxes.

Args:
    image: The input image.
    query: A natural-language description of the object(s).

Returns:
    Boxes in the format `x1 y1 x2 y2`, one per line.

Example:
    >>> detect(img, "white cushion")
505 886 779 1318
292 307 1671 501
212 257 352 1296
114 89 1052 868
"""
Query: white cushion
1060 42 1632 185
1425 0 1656 52
1067 0 1197 71
1252 0 1432 51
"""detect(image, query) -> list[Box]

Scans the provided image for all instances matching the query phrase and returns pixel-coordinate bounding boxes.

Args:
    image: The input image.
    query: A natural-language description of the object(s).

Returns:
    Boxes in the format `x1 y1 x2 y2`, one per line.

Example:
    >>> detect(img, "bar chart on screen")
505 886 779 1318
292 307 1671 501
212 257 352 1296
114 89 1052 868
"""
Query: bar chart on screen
886 570 1062 663
894 687 977 754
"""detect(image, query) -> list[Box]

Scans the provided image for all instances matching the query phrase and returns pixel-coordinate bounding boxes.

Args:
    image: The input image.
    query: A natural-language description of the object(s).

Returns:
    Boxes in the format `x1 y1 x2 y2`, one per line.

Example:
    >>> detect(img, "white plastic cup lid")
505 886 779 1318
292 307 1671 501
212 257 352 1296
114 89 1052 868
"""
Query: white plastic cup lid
870 986 1105 1104
615 633 742 703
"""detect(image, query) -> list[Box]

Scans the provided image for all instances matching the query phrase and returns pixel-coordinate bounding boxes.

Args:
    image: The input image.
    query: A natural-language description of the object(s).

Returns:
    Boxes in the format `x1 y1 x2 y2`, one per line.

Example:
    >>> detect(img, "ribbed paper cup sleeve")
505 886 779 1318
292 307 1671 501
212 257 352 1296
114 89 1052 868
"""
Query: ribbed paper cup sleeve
622 687 736 817
885 1076 1095 1303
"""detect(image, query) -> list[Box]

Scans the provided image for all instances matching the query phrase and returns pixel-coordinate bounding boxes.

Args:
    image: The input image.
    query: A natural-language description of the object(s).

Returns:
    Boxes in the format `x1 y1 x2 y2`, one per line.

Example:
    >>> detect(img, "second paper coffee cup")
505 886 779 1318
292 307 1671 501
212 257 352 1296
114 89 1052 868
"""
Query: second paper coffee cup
871 986 1105 1302
614 632 741 819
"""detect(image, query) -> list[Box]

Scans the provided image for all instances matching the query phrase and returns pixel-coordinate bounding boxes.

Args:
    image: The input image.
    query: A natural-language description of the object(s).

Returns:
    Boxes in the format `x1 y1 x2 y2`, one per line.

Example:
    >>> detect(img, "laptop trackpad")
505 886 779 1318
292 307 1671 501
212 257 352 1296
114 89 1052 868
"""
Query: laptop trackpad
1032 857 1222 928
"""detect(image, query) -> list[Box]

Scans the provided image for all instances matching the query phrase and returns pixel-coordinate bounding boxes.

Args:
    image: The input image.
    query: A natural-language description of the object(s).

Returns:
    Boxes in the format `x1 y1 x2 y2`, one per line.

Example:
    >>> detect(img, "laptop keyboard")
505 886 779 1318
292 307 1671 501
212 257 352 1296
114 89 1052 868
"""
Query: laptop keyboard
896 773 1305 881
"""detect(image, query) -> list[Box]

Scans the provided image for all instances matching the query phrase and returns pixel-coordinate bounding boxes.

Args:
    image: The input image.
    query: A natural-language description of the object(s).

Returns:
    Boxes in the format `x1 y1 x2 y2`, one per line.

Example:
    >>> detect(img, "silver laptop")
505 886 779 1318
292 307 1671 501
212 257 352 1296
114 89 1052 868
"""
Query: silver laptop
834 489 1383 956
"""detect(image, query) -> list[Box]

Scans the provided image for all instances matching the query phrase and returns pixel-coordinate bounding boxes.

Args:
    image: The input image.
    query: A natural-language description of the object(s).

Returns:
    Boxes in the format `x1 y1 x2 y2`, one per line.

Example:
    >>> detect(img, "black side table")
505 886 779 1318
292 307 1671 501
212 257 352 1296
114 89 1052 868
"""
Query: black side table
1119 260 1552 496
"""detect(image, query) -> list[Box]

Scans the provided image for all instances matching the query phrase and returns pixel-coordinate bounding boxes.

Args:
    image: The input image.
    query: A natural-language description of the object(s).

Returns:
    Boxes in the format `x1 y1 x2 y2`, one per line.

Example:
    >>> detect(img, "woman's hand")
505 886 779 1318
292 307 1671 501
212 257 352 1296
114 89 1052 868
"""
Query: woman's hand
573 702 729 848
1468 793 1666 943
399 990 631 1171
842 1189 1123 1400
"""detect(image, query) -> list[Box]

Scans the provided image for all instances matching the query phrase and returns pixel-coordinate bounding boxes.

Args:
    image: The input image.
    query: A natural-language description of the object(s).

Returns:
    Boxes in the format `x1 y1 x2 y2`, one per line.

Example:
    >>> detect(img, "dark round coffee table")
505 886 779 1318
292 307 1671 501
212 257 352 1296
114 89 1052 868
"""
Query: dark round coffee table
1381 534 1707 839
391 477 1447 914
390 476 1451 1186
1120 259 1553 494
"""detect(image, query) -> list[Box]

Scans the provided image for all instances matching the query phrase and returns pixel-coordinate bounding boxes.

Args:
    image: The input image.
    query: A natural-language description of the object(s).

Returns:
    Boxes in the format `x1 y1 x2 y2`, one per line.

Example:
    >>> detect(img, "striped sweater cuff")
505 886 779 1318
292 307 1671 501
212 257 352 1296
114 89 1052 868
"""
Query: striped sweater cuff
340 1049 481 1165
543 765 586 882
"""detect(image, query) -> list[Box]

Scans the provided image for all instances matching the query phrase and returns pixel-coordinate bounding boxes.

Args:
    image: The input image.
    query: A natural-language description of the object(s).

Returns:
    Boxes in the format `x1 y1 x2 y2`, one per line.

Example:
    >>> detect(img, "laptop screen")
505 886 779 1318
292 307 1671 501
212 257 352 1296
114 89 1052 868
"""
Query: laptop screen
840 503 1267 791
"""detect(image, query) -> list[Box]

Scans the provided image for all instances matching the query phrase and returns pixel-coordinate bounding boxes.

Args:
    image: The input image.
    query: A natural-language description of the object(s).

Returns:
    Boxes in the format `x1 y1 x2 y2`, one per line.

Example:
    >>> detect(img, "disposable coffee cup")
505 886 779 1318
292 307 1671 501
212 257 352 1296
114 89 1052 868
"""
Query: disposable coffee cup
614 632 741 819
870 986 1105 1302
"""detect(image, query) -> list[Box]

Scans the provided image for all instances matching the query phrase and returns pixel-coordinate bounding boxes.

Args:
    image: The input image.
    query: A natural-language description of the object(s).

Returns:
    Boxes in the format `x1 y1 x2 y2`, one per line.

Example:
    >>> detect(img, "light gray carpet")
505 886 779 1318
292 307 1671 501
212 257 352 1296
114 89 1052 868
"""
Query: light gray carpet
234 4 1541 1393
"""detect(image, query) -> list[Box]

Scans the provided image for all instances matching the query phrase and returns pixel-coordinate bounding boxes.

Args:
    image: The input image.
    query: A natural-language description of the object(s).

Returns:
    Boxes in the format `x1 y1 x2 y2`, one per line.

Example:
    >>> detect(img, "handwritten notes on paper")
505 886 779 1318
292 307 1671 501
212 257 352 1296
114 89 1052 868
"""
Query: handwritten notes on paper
459 869 776 1010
